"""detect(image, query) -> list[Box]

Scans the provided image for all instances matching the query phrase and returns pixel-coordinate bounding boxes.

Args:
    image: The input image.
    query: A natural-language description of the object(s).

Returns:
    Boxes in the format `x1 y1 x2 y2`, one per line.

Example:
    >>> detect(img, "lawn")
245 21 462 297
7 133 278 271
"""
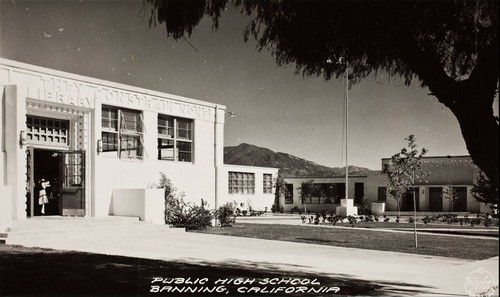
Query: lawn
195 223 499 260
0 244 423 296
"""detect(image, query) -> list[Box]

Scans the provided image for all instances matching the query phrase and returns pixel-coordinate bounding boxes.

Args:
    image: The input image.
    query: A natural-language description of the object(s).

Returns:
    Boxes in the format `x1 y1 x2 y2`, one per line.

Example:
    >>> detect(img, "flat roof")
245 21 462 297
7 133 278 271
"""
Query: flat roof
381 155 472 161
285 174 367 179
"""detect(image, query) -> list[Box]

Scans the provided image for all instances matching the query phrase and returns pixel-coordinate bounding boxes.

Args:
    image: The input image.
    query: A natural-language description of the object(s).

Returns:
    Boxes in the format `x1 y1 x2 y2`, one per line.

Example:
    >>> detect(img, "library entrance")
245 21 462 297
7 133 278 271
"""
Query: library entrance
26 148 85 217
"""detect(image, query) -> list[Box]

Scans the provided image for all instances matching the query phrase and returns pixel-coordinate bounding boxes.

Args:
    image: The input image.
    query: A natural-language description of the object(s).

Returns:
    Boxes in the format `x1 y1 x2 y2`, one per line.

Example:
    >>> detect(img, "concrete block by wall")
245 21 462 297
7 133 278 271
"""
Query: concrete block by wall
110 188 164 224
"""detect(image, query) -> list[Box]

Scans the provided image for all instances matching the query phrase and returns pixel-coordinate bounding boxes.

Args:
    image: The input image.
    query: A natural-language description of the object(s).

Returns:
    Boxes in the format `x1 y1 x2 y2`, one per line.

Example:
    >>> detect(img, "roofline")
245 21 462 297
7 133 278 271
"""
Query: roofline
223 164 280 170
285 174 368 179
0 58 225 110
381 155 472 161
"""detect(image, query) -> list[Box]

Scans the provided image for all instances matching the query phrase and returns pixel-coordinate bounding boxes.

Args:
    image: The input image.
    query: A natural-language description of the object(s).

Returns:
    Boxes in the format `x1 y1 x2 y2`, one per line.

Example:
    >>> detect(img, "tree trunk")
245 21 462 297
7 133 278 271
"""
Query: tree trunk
399 39 499 189
442 82 499 189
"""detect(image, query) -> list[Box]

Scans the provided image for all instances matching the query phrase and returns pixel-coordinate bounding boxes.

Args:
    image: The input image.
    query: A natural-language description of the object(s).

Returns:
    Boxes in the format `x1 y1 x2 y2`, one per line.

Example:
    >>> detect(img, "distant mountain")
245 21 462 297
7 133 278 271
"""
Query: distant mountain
224 143 373 177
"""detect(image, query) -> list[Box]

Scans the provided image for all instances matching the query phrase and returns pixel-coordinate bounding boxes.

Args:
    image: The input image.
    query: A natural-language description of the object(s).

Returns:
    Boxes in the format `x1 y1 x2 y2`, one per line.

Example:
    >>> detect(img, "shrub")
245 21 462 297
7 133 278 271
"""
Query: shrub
408 217 414 223
290 206 300 214
216 203 236 227
250 209 264 216
347 215 357 224
164 197 213 230
148 172 185 225
242 210 248 216
271 204 284 213
183 200 213 231
357 198 371 215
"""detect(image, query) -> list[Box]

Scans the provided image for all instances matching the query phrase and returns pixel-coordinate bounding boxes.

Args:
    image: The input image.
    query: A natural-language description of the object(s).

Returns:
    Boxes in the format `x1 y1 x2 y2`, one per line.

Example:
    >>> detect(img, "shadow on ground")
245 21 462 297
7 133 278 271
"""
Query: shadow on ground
0 245 436 296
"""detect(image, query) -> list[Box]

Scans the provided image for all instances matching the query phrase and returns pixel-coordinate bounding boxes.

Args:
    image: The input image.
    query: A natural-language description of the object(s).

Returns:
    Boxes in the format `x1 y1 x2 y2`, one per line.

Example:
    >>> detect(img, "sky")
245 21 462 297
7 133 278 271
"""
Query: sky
1 0 485 170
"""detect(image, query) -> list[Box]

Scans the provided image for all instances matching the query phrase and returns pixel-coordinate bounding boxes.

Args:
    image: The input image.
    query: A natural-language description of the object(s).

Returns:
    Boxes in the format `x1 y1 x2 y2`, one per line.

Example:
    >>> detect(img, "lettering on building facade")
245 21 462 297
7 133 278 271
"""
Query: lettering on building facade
20 72 214 121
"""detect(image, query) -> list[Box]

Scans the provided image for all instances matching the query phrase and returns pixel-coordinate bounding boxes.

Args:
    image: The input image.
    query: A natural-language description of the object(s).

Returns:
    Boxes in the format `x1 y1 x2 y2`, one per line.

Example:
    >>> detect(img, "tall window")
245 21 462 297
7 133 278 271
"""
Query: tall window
158 115 193 162
228 172 255 194
377 187 387 202
101 105 144 159
263 174 273 194
285 184 294 204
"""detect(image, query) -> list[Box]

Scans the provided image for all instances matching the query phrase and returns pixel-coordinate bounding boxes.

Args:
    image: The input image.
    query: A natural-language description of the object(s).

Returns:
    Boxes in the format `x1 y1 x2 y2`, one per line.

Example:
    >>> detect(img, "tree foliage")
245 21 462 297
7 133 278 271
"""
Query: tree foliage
442 184 461 212
471 172 499 209
273 173 287 208
144 0 499 187
298 180 320 204
383 135 428 215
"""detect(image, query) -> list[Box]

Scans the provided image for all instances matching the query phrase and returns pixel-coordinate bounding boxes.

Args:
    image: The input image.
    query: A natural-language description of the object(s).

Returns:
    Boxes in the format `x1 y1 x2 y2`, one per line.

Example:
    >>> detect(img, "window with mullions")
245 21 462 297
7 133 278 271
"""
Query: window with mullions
228 172 255 194
263 174 273 194
302 183 344 204
101 105 144 159
285 184 294 204
158 115 193 162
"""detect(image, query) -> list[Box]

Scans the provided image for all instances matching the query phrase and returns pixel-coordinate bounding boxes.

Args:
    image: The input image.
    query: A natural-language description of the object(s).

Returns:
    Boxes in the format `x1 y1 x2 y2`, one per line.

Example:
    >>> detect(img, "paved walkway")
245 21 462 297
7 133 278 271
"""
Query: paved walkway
6 216 499 296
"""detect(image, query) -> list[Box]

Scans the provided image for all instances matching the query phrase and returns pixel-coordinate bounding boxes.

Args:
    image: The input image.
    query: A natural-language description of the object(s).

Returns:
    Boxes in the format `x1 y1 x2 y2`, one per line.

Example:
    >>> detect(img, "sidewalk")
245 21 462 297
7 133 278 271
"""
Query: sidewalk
6 216 499 296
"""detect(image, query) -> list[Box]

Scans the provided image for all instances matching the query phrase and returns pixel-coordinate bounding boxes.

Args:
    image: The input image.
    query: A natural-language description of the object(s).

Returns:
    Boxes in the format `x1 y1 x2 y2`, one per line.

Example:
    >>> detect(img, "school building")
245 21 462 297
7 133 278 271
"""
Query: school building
282 155 492 214
0 59 277 232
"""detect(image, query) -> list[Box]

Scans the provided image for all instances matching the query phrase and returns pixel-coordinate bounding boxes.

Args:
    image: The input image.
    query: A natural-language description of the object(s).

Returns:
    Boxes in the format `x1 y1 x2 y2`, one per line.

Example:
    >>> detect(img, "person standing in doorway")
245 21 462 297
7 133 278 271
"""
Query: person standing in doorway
38 179 50 215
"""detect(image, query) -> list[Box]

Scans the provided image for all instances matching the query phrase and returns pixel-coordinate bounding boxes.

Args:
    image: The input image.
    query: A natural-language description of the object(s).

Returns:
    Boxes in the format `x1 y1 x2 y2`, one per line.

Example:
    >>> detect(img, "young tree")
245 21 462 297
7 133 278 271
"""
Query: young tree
383 135 428 248
297 180 319 214
471 172 499 211
442 184 461 212
144 0 499 189
273 173 288 210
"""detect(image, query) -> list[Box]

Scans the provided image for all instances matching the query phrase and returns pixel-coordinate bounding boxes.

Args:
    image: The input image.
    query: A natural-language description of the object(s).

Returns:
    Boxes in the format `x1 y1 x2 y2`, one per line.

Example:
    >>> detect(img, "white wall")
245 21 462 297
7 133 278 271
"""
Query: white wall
0 58 225 221
219 165 278 211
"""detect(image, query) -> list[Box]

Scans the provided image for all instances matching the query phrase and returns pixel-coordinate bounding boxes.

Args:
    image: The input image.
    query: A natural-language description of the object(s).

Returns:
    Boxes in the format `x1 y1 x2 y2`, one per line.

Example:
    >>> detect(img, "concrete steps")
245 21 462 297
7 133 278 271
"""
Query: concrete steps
4 216 184 246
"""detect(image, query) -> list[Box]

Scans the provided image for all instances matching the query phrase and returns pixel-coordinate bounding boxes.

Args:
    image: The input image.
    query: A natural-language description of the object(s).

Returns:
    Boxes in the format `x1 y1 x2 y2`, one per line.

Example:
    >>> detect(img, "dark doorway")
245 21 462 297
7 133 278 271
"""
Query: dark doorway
33 149 62 216
27 149 86 217
354 183 364 205
453 187 467 212
402 187 419 211
429 187 443 211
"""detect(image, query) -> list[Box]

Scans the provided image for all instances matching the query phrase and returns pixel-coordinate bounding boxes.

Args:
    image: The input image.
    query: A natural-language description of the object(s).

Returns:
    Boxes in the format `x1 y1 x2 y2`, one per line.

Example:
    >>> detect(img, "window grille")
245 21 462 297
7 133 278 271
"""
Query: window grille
228 172 255 194
26 115 69 146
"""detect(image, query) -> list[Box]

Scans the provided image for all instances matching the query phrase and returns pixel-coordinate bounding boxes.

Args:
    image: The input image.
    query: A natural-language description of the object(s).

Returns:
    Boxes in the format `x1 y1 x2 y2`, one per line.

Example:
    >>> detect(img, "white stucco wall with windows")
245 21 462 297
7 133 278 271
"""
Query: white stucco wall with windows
0 58 227 224
219 164 279 211
283 156 484 214
282 176 367 213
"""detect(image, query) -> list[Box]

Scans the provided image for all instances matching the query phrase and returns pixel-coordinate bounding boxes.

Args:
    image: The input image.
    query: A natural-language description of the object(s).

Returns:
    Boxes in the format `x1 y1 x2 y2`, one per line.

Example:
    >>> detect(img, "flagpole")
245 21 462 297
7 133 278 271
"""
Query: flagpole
345 61 349 201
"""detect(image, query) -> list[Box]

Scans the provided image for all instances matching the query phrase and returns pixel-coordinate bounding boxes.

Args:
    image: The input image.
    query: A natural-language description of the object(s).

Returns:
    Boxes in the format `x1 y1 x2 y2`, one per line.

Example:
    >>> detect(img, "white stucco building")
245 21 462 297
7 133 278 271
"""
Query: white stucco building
282 156 486 214
0 59 277 231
